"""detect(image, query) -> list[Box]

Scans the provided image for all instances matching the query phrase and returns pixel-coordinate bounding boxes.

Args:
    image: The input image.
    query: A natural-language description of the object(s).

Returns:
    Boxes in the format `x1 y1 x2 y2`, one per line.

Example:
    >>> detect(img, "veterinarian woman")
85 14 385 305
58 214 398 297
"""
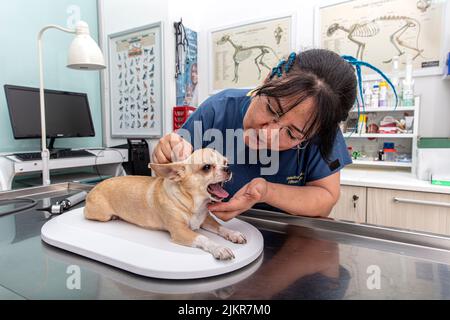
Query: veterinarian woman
153 49 360 220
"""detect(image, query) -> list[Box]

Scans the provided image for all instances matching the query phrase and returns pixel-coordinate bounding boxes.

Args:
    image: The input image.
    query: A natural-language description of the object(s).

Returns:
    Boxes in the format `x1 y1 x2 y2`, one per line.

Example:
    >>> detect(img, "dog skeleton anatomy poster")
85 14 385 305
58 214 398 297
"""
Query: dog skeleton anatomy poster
210 15 293 92
319 0 445 75
109 23 163 138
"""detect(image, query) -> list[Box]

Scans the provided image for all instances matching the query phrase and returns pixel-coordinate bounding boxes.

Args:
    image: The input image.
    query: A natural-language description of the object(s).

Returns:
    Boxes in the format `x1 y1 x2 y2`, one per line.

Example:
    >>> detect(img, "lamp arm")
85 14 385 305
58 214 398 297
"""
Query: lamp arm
38 25 76 39
37 25 76 186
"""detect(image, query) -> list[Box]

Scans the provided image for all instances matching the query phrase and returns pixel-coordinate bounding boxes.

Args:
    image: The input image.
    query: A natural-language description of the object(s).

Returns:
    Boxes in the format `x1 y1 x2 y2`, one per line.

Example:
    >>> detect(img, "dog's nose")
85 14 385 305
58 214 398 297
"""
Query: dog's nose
222 166 231 174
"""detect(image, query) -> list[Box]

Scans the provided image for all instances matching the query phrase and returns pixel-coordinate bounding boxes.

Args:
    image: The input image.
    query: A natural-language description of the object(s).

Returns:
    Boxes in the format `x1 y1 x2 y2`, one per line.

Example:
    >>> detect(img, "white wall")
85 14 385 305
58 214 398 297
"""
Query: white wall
98 0 174 149
173 0 450 137
414 76 450 136
99 0 450 151
169 0 317 104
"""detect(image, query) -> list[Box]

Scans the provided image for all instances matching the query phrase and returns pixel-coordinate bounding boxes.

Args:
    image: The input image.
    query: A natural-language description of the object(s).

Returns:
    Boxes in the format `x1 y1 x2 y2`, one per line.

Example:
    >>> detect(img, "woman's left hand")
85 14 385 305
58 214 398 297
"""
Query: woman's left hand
207 178 268 221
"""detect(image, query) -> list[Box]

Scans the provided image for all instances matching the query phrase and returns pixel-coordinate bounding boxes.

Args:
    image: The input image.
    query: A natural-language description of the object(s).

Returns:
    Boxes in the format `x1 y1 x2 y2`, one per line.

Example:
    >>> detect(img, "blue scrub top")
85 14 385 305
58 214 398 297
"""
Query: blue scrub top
181 89 352 209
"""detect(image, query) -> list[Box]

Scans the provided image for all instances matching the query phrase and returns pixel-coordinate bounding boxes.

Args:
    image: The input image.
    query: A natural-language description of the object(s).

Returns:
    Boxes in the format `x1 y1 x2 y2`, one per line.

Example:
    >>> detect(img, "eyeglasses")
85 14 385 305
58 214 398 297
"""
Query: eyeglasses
263 96 307 143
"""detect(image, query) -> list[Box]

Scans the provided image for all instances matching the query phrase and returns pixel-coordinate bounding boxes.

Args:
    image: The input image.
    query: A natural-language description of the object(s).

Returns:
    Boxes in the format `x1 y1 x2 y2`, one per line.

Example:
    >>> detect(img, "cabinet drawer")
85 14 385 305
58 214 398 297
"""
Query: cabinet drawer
330 185 366 223
367 188 450 235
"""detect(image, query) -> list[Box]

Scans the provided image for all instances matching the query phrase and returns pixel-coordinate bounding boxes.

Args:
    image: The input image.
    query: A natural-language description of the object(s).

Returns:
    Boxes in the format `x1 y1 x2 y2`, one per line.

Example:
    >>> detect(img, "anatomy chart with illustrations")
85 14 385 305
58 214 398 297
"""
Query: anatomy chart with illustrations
320 0 444 74
109 23 163 137
211 16 292 91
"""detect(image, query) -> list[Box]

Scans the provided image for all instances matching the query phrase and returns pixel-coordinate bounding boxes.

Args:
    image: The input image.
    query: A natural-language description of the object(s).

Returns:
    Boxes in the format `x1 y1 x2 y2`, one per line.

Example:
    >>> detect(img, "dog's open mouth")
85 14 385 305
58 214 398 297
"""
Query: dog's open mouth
207 182 229 202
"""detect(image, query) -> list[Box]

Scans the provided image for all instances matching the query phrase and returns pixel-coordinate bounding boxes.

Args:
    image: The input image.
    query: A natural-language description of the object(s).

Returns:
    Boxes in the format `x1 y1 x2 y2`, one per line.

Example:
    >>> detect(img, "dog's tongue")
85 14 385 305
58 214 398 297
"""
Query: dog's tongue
209 183 229 199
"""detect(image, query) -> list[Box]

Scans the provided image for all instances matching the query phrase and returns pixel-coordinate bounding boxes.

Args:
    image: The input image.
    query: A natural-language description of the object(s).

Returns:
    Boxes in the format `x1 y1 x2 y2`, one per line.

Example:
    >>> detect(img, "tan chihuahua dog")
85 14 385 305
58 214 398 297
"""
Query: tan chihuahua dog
84 148 246 260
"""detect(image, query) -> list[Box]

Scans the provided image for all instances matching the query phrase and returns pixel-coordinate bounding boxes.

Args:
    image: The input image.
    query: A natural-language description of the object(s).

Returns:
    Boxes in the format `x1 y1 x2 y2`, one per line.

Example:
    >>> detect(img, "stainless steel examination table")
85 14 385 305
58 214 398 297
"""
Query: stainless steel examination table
1 183 450 299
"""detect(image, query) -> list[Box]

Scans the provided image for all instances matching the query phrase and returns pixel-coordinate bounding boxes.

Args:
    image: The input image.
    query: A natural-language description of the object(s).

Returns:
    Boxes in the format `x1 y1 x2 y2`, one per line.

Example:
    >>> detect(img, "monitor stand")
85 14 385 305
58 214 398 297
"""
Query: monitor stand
46 137 71 155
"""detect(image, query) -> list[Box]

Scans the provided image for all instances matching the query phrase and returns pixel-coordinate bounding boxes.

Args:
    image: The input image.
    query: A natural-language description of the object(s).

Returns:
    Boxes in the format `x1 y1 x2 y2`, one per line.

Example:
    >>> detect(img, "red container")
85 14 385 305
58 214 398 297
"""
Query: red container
173 106 196 131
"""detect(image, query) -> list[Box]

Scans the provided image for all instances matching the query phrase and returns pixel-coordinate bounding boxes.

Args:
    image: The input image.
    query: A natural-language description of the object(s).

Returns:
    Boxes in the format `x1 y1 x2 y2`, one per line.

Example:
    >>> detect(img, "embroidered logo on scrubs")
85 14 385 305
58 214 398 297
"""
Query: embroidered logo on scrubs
286 173 304 184
329 159 341 171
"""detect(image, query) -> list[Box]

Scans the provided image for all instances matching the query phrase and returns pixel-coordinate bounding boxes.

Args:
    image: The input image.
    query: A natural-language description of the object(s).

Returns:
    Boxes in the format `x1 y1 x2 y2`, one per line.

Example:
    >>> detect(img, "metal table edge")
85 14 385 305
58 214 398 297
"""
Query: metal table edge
241 208 450 253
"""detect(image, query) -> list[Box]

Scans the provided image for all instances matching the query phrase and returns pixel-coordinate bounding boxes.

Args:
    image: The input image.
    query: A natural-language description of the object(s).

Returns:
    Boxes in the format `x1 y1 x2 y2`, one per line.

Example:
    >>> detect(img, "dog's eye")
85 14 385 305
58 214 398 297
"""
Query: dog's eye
202 164 211 172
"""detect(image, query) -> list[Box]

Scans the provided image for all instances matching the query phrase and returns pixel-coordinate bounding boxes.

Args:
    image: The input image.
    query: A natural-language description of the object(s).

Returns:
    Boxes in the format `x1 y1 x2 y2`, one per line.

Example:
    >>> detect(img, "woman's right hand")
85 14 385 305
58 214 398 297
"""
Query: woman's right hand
152 132 193 164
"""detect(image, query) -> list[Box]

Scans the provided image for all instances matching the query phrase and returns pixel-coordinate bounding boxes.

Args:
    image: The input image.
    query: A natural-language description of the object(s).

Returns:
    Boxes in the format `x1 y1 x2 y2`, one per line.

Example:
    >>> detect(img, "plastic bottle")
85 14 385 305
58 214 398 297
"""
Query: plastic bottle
379 81 388 107
371 84 379 108
378 149 384 161
347 146 353 158
389 56 400 107
358 114 367 133
402 54 415 106
383 142 397 162
363 82 372 109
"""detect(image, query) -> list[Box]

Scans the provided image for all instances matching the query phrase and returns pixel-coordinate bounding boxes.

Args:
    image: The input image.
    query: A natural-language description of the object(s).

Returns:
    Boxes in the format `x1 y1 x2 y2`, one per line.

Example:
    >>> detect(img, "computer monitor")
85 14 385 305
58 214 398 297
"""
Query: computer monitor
4 85 95 145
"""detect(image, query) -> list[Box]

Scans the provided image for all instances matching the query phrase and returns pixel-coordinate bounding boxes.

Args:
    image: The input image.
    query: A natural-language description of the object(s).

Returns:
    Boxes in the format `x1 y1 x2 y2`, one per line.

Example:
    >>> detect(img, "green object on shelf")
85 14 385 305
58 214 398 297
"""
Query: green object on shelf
418 138 450 148
431 179 450 187
352 150 361 160
431 174 450 187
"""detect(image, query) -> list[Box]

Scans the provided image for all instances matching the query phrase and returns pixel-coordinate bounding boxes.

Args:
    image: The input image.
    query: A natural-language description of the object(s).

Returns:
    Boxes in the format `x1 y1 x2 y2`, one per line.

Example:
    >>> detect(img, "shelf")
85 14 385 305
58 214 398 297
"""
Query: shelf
344 133 415 138
345 95 419 172
16 172 110 187
349 106 416 113
351 159 412 168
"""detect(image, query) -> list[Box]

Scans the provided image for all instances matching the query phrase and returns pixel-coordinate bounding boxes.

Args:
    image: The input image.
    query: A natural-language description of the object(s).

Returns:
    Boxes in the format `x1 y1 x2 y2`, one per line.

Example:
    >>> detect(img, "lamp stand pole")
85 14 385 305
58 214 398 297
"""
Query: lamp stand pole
37 25 75 186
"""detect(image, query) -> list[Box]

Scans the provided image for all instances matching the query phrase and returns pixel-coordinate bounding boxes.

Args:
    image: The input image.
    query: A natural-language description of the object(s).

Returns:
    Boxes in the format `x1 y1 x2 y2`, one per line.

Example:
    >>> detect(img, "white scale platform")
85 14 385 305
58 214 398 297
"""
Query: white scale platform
41 207 264 280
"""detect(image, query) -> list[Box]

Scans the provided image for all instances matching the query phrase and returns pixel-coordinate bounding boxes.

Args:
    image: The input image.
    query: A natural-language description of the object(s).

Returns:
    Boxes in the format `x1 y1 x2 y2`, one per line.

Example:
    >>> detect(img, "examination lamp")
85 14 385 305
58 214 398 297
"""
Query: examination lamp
37 20 106 186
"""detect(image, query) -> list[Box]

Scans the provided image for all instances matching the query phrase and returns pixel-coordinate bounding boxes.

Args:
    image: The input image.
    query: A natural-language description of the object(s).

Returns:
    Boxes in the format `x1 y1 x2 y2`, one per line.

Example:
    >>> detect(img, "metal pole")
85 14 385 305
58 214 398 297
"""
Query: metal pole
37 25 75 186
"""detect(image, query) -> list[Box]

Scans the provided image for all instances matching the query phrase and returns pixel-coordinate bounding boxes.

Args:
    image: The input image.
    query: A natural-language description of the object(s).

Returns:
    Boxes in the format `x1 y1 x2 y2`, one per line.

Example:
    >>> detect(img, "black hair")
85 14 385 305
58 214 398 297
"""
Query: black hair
254 49 357 161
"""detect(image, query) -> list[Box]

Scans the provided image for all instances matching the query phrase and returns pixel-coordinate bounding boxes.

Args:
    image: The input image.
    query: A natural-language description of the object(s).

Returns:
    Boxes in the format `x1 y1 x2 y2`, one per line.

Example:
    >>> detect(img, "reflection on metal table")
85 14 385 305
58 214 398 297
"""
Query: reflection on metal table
0 183 450 299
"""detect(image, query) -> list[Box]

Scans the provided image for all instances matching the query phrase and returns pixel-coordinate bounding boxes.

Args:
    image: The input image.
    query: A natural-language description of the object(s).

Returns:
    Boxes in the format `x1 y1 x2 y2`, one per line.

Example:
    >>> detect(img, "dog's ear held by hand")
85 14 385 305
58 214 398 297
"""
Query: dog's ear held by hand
149 162 186 181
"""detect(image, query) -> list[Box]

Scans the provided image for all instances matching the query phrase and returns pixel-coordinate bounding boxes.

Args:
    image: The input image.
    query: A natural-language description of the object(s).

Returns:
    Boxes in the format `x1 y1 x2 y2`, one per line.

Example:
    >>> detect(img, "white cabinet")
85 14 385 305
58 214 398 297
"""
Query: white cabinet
343 96 420 172
330 185 366 223
367 188 450 235
332 184 450 235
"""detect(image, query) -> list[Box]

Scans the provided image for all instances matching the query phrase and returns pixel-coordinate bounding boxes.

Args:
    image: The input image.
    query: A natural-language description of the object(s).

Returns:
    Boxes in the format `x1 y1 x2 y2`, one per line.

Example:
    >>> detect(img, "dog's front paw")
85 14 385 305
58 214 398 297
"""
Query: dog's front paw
220 228 247 244
213 286 235 299
212 246 235 260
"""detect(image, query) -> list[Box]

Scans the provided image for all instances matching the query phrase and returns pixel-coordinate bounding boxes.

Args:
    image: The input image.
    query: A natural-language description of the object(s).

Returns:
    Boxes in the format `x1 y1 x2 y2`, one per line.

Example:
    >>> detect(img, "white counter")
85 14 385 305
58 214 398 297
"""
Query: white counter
0 148 128 191
341 168 450 194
